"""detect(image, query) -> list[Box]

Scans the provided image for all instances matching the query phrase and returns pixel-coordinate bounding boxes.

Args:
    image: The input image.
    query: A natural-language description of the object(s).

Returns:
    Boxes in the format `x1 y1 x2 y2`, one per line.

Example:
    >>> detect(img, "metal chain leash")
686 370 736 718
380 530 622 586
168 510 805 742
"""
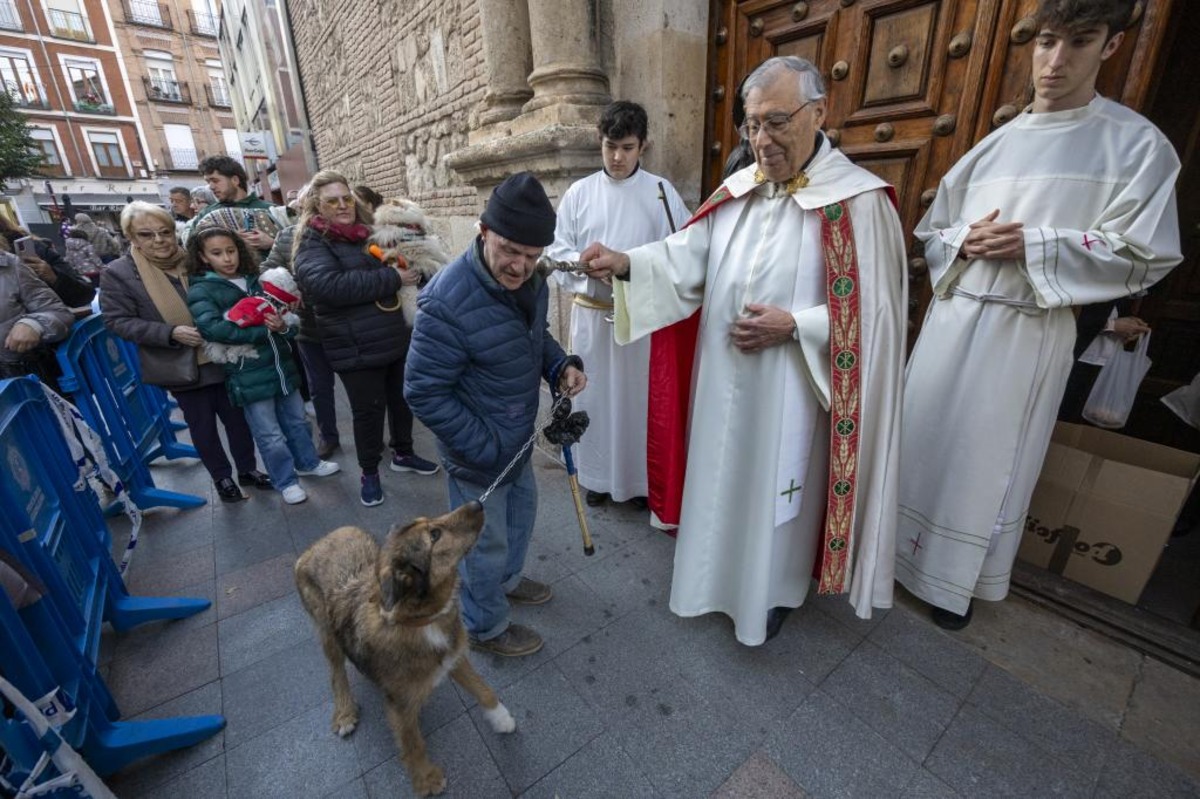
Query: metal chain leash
477 395 571 504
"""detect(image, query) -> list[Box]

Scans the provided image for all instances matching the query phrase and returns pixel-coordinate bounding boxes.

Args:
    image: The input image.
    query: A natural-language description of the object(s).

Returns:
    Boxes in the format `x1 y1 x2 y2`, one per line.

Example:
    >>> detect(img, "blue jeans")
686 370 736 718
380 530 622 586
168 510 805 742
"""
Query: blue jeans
241 390 320 491
447 459 537 641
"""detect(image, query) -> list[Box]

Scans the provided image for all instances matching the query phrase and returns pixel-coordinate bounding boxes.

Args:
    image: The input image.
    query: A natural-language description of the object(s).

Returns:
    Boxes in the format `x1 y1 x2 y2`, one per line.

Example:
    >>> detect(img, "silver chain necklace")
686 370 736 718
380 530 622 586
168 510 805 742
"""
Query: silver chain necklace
477 395 570 504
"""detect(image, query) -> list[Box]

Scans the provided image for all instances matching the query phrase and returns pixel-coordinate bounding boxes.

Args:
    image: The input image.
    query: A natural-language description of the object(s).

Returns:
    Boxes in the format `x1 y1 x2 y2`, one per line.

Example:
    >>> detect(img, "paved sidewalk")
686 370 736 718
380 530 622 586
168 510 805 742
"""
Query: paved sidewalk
99 406 1200 798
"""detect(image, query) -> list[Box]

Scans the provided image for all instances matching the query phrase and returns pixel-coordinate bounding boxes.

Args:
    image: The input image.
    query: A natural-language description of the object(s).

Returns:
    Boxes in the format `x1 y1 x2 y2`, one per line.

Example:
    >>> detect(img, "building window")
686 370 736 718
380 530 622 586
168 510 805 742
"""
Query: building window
86 130 126 177
163 123 198 170
188 3 216 36
0 52 44 108
221 128 241 159
0 1 22 31
28 128 66 176
45 0 92 41
144 53 189 103
63 57 113 114
206 63 230 107
122 0 170 29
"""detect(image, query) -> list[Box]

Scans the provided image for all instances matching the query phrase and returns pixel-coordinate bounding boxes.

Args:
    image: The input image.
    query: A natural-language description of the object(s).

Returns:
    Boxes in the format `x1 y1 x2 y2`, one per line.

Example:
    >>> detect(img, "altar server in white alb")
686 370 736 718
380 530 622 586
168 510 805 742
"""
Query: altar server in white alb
582 56 907 646
546 101 690 510
897 0 1183 630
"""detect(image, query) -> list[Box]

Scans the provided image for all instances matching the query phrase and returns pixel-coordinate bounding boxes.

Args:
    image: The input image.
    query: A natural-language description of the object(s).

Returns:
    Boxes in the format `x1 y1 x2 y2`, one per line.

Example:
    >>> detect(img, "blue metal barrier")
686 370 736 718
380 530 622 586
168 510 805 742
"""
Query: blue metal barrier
55 316 203 510
0 377 223 776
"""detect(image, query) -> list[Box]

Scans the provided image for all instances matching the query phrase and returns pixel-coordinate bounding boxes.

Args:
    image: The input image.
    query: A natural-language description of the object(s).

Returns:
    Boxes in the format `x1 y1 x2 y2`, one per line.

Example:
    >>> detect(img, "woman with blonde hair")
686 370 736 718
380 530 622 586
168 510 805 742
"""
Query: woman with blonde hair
294 170 437 507
100 201 272 502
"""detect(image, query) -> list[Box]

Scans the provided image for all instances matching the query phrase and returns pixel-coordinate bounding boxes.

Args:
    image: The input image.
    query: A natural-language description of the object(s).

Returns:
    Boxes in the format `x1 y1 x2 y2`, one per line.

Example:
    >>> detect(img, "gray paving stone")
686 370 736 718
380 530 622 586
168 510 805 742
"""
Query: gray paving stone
821 640 960 762
763 690 919 799
125 542 215 597
772 602 863 686
325 776 369 799
212 501 294 576
215 551 298 620
573 532 675 617
900 769 961 799
967 664 1117 774
216 591 314 675
710 750 809 799
925 705 1094 798
135 753 227 799
520 732 659 799
1122 658 1200 777
104 680 224 798
1094 738 1200 799
806 589 890 637
867 604 987 699
507 573 618 655
124 506 214 564
351 676 466 774
361 714 508 799
611 677 765 799
469 659 604 794
224 701 361 799
107 622 220 717
220 636 330 749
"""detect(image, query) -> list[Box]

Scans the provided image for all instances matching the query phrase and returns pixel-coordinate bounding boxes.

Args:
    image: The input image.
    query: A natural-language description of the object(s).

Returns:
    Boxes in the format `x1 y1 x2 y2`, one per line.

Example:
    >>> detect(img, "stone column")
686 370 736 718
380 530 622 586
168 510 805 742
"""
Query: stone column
523 0 610 112
477 0 534 124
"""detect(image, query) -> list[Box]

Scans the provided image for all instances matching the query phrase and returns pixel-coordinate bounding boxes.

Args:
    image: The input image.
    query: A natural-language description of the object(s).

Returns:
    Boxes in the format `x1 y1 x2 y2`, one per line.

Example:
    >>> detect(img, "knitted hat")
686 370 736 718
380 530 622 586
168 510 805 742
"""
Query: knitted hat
480 172 556 247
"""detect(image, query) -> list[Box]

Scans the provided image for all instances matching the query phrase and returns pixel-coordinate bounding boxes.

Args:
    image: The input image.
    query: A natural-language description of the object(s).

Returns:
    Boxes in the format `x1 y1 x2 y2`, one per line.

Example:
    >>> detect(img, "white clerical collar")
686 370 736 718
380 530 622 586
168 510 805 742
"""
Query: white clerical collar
1017 94 1104 129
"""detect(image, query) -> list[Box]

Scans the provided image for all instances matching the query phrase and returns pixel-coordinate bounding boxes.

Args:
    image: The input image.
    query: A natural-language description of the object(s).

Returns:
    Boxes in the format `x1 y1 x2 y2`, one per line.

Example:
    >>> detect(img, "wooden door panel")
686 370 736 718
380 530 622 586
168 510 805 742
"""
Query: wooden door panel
861 3 940 108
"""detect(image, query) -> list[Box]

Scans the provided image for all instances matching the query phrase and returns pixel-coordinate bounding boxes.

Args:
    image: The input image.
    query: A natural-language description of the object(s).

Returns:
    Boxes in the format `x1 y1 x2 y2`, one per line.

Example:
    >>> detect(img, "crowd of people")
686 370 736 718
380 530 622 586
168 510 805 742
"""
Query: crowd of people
0 0 1183 656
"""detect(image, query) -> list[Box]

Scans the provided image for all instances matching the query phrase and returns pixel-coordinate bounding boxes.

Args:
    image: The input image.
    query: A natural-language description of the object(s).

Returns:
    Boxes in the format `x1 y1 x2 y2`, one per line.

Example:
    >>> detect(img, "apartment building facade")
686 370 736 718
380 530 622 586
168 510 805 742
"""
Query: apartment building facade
0 0 159 225
108 0 242 196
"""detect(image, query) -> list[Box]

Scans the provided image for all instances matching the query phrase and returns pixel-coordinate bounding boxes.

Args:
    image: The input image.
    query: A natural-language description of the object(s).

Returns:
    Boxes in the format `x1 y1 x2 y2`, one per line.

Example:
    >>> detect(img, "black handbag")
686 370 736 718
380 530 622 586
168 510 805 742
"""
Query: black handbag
137 344 198 389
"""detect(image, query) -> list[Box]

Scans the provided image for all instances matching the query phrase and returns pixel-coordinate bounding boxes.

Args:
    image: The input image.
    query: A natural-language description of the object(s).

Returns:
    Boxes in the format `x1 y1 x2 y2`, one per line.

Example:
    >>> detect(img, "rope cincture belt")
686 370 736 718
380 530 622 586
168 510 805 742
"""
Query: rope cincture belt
571 294 614 312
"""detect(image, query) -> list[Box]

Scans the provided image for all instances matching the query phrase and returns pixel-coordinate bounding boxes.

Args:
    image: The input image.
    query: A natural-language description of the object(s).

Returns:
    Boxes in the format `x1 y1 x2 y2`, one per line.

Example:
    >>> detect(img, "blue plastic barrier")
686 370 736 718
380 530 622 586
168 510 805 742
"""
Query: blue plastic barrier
55 315 203 510
114 337 192 452
0 377 223 776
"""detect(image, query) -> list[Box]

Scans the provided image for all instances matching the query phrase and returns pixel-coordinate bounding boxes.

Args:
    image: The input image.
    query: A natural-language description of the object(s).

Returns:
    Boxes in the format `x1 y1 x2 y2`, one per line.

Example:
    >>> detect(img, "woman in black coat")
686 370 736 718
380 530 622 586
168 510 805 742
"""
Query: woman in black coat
293 170 437 507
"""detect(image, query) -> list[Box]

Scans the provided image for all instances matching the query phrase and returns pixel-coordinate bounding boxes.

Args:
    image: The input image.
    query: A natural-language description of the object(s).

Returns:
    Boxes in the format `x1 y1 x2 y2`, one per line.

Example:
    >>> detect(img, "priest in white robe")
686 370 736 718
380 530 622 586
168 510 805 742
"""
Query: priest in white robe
546 101 690 509
896 1 1183 628
582 56 907 645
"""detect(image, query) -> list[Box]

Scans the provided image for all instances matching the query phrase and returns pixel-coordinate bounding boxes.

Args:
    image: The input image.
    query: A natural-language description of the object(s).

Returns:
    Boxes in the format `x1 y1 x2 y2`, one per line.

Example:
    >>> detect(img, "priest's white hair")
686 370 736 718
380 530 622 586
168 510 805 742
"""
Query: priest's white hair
742 56 827 104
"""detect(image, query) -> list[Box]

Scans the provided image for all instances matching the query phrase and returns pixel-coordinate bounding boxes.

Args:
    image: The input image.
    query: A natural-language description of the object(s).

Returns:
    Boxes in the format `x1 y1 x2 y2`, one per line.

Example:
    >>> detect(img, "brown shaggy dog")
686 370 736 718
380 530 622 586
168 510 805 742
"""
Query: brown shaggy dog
295 501 515 796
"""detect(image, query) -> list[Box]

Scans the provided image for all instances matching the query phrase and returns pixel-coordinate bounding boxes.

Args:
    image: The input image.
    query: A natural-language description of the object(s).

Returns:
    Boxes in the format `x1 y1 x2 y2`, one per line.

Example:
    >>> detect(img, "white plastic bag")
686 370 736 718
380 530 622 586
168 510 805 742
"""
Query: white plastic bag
1082 332 1152 429
1161 371 1200 430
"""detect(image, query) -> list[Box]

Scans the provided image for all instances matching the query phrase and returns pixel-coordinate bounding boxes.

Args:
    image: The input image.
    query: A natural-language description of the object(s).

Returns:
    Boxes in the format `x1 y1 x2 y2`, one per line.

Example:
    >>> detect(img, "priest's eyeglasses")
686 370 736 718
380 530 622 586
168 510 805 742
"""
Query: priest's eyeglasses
739 100 816 140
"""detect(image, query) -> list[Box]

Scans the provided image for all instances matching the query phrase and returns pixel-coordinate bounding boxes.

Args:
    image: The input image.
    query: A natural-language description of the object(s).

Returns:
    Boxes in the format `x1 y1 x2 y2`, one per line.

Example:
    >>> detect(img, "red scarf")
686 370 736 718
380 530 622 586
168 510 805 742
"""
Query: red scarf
308 215 371 244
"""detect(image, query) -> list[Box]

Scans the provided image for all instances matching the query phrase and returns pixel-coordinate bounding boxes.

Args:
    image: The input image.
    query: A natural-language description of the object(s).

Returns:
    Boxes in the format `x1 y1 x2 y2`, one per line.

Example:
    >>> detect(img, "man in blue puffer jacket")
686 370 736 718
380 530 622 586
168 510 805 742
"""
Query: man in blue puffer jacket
405 172 587 657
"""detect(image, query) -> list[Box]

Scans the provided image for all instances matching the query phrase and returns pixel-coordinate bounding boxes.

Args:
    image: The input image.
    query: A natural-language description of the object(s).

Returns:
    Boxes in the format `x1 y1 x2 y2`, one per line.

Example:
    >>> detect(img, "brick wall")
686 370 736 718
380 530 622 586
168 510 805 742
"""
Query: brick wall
287 0 486 216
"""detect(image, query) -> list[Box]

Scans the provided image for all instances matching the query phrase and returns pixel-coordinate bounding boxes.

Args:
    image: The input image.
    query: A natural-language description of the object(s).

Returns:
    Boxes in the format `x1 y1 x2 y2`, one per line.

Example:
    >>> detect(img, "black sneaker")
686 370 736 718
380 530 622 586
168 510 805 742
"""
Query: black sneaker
585 490 609 507
317 438 340 459
215 477 246 503
390 453 440 475
765 606 792 642
238 470 273 490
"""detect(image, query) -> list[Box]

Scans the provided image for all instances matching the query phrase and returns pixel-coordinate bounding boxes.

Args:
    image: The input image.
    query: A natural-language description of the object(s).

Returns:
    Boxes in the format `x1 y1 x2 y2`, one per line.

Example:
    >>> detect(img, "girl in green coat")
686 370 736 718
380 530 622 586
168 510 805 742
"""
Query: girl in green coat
186 228 340 504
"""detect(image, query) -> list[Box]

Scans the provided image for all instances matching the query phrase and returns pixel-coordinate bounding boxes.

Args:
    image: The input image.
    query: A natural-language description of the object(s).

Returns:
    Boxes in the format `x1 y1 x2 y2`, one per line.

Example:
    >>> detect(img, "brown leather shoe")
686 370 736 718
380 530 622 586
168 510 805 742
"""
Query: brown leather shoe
470 624 543 657
505 577 552 605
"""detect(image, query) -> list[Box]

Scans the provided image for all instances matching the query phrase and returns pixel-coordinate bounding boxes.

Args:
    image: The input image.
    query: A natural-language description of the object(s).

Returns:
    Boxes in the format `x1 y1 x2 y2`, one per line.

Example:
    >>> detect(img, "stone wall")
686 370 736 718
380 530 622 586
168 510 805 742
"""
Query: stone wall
286 0 487 245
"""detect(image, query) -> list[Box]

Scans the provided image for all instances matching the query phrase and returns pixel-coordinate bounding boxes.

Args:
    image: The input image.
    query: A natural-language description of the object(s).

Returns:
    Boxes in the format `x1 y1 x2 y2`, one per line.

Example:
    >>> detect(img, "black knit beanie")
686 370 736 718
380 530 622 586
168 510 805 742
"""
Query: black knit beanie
480 172 556 247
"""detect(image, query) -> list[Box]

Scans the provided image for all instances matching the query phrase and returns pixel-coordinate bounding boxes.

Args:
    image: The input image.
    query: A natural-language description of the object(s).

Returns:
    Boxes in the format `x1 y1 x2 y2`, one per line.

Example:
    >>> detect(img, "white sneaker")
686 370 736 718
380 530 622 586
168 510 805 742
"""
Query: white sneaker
296 460 341 477
281 484 308 504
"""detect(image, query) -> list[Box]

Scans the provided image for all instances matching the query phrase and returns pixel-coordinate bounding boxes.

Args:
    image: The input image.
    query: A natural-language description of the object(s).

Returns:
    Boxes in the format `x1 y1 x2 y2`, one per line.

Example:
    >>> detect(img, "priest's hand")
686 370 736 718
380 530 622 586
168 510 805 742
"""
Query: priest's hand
961 209 1025 261
579 242 630 280
731 304 795 353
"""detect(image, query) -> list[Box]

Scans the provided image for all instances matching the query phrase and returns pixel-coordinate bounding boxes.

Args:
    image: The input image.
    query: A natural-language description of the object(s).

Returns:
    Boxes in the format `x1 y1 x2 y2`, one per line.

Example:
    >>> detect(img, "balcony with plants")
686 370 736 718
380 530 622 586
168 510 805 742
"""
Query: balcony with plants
143 76 190 104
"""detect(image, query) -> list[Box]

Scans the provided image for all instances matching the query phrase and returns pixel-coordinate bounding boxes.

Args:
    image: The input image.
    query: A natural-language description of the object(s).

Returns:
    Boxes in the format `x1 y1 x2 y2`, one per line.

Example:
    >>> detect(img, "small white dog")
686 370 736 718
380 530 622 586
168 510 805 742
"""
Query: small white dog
204 266 302 364
368 199 451 327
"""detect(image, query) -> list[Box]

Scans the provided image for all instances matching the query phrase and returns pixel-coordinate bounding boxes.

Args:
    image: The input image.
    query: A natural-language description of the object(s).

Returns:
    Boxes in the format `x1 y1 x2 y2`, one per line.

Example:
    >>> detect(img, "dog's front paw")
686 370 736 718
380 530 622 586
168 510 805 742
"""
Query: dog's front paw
411 763 446 796
332 705 359 738
483 702 516 734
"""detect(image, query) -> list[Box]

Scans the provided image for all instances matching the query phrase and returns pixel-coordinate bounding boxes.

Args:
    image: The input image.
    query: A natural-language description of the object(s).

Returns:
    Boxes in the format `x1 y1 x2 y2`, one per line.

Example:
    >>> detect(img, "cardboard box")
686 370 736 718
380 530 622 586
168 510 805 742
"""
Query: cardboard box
1019 423 1200 604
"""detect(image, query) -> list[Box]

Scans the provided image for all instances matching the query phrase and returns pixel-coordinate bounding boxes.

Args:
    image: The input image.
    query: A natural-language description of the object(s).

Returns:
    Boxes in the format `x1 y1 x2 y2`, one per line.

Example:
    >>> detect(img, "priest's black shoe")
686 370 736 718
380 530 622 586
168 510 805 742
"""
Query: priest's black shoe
215 477 246 503
585 490 609 507
238 470 273 490
764 606 793 642
629 496 649 510
931 601 973 631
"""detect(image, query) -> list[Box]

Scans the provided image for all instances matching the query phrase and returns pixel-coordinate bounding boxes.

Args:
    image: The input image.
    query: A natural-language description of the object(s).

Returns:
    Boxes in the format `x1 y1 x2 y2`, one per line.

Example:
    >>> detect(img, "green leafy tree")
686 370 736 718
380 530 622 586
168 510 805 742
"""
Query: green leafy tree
0 92 47 191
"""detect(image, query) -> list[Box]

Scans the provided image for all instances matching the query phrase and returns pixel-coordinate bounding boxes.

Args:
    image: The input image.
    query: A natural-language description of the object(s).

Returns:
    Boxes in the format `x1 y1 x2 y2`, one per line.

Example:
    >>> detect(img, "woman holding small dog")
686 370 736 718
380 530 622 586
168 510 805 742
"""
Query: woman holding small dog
100 201 272 503
186 227 340 505
293 170 439 508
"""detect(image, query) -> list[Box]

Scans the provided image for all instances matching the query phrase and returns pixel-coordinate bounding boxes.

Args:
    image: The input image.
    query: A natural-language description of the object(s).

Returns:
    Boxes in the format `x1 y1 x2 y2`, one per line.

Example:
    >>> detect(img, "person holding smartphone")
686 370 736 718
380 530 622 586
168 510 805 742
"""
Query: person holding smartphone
0 214 94 308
